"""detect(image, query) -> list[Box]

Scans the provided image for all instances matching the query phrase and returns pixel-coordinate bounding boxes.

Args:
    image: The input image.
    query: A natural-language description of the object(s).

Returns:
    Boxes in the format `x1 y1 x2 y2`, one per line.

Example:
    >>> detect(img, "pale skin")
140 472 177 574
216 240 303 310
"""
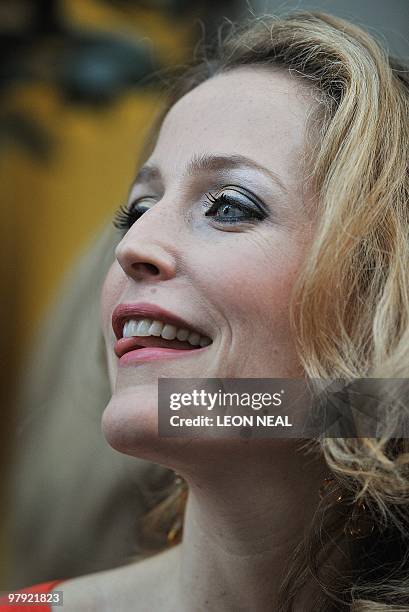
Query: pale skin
53 66 330 611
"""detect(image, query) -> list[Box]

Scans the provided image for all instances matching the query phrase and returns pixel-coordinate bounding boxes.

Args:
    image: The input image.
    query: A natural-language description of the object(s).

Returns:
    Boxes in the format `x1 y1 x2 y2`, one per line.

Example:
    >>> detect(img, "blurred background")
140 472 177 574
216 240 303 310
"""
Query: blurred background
1 0 407 592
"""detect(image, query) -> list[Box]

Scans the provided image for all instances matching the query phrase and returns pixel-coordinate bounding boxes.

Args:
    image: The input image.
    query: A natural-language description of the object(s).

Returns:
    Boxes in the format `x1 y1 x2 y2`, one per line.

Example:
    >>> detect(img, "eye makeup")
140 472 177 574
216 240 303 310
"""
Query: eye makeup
113 182 270 235
203 187 268 224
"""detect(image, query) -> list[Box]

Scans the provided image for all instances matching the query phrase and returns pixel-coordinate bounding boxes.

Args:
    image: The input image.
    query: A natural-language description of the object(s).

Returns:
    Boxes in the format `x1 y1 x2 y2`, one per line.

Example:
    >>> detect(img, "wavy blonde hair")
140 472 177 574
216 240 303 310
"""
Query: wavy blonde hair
137 11 409 611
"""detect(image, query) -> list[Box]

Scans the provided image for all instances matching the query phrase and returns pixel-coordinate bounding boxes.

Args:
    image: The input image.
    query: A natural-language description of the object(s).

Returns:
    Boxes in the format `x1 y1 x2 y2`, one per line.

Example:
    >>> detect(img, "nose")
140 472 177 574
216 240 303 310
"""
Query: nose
114 214 178 282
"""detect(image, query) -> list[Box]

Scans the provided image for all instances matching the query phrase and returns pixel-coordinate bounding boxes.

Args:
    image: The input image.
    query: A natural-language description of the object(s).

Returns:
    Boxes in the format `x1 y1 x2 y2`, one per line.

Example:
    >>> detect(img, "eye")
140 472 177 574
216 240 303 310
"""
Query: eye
113 198 155 233
204 188 268 224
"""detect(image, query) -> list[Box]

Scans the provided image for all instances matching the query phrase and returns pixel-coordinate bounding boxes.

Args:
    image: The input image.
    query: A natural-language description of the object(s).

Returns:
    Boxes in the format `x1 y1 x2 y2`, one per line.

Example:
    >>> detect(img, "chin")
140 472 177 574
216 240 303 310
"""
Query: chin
101 388 295 480
101 386 194 469
102 384 158 454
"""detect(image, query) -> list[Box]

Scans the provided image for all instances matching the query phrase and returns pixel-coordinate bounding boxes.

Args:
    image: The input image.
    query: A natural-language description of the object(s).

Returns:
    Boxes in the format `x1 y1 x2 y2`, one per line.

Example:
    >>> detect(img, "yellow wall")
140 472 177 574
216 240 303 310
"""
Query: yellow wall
1 0 194 353
2 85 162 345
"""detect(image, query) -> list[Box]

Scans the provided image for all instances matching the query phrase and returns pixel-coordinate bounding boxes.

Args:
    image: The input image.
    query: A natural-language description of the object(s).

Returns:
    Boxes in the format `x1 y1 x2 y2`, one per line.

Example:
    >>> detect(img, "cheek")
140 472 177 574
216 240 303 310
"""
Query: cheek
197 232 305 328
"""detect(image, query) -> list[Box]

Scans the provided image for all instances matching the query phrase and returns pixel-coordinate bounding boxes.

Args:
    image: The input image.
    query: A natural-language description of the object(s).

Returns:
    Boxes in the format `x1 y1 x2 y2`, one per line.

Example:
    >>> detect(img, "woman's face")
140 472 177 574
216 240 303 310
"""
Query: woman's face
100 66 315 460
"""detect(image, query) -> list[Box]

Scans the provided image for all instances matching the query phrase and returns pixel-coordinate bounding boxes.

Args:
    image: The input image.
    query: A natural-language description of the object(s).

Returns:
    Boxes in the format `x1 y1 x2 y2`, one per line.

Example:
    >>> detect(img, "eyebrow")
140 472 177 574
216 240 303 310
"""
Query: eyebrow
132 153 288 194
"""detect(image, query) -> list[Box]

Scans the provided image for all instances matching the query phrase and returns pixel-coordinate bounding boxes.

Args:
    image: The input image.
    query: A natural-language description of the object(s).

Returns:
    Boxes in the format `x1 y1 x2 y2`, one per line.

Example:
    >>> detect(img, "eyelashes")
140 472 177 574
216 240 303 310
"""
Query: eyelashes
113 188 268 233
113 202 151 231
203 191 267 223
113 204 131 231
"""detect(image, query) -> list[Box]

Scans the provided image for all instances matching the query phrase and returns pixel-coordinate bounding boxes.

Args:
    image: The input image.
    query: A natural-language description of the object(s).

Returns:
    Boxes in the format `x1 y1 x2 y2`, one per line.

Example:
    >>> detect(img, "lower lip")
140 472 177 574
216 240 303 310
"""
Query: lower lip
118 346 208 366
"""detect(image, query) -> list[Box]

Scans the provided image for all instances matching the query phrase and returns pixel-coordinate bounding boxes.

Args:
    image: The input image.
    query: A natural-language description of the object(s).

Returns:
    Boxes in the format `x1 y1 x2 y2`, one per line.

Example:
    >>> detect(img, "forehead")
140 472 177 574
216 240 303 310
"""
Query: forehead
152 66 314 188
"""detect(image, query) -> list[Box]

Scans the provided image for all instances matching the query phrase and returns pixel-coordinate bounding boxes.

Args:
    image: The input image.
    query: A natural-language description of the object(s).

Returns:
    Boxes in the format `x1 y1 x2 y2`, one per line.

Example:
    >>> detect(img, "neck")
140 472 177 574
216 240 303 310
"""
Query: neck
172 441 328 612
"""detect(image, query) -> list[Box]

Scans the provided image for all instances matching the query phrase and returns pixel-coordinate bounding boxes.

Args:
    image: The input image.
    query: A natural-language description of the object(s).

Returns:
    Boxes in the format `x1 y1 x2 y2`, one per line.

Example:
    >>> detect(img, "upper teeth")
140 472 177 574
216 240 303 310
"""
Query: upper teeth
122 318 212 347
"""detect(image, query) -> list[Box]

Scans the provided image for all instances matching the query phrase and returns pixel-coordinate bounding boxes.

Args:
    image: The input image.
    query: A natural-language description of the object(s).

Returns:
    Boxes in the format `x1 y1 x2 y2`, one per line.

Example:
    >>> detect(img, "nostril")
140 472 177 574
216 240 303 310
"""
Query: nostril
131 262 160 276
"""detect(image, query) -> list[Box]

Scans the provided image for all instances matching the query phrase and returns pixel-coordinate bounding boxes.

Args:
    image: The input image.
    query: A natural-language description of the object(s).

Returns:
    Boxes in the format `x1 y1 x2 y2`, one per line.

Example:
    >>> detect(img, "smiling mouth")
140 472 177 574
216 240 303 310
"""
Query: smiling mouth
114 315 213 363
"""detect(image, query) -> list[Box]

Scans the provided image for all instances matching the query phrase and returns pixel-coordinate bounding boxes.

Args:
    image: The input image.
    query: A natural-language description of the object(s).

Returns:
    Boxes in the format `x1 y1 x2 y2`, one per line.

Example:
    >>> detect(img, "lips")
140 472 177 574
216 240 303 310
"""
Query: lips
114 335 200 358
111 302 208 341
111 302 212 363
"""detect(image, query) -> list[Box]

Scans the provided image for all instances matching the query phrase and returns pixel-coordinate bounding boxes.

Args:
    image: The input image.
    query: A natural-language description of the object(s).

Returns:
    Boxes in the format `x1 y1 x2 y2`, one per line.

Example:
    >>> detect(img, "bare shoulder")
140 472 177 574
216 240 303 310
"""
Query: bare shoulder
51 546 180 612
